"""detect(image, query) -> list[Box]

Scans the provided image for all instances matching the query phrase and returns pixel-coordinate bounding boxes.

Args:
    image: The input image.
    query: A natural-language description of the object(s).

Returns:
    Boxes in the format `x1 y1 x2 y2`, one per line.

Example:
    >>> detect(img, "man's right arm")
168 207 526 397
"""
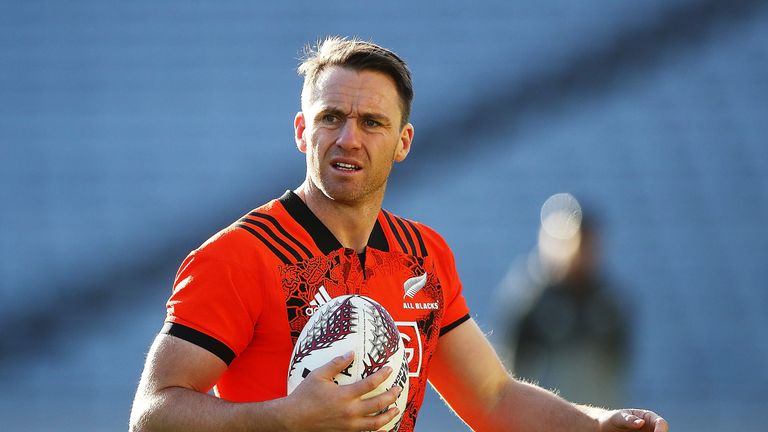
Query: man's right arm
129 334 401 432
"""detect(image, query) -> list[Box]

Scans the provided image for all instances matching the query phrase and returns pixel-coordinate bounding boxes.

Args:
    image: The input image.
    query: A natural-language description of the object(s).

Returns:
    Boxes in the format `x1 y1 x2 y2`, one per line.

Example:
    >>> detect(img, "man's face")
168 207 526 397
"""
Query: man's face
295 66 413 206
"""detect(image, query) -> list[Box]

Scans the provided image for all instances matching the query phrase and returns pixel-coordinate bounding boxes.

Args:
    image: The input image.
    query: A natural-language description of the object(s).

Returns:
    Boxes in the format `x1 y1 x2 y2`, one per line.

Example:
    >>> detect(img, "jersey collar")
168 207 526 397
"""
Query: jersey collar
278 190 389 255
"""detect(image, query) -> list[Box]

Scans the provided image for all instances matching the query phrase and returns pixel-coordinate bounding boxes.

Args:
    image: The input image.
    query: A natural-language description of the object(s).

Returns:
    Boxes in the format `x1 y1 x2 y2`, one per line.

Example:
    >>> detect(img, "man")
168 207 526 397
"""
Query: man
130 37 668 432
495 200 628 408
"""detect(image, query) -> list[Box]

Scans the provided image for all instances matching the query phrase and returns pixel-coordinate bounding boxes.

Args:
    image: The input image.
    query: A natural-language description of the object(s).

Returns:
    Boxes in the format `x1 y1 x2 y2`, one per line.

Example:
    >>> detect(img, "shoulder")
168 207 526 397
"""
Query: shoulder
410 219 451 252
191 198 286 265
381 209 453 258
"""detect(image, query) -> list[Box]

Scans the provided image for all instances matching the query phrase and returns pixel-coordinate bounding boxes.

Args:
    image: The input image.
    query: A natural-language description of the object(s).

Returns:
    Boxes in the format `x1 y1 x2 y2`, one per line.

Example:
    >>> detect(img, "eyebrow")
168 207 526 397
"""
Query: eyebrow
316 106 393 126
314 106 346 120
362 112 391 124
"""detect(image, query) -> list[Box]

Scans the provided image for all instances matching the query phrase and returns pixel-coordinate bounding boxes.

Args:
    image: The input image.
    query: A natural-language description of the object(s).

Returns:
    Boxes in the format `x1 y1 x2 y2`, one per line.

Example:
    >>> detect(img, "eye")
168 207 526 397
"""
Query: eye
321 114 340 125
363 118 382 128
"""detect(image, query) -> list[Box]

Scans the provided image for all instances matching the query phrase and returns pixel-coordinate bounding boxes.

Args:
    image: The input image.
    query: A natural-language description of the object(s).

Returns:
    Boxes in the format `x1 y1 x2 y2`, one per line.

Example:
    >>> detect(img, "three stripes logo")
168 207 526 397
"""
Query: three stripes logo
305 286 333 316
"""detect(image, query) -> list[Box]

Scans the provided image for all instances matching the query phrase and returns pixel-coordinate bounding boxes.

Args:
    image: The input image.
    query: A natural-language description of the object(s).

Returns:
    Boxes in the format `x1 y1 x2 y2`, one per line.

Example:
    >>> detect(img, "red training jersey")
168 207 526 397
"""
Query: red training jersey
164 190 470 431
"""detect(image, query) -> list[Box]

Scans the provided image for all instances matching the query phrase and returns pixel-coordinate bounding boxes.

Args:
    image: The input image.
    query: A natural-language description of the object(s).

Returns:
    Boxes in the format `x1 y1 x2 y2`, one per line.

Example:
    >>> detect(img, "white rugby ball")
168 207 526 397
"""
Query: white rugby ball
287 294 409 431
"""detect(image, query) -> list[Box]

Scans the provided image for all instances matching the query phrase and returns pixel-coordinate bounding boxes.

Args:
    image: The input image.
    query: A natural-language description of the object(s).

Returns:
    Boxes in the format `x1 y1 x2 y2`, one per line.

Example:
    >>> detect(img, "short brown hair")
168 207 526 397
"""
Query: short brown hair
298 36 414 127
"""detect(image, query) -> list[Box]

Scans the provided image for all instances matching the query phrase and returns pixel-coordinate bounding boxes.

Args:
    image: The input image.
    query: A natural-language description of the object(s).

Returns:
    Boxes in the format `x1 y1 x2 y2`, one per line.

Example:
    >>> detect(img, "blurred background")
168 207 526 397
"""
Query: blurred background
1 1 767 430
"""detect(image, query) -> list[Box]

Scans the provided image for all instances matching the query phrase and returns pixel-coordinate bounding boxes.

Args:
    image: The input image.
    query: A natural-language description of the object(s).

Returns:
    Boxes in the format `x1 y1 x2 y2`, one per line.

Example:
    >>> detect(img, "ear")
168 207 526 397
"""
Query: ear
394 123 414 162
294 112 307 153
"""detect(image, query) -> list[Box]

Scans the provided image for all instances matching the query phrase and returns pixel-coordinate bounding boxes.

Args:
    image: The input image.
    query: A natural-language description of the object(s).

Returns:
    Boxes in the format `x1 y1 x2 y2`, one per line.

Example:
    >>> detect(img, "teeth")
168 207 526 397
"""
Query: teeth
335 162 359 171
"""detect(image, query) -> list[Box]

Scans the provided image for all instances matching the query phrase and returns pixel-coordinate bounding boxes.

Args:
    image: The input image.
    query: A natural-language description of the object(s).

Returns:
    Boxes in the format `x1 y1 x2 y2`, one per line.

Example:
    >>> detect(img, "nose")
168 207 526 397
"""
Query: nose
335 118 362 150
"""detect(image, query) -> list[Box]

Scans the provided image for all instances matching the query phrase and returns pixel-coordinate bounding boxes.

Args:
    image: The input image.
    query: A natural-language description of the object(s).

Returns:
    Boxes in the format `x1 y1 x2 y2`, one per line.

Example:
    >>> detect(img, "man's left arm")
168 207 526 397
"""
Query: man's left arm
427 318 668 432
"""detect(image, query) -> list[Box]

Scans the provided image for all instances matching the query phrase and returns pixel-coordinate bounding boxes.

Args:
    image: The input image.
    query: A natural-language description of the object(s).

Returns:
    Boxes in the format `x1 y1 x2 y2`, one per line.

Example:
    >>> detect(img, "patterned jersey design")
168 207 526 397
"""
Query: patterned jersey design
281 254 340 342
395 255 445 432
279 247 450 432
387 359 411 432
289 296 356 372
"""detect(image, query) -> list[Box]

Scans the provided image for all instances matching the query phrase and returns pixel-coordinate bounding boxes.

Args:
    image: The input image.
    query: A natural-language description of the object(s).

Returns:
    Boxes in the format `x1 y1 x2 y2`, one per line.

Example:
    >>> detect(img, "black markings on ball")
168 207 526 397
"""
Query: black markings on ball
339 363 353 378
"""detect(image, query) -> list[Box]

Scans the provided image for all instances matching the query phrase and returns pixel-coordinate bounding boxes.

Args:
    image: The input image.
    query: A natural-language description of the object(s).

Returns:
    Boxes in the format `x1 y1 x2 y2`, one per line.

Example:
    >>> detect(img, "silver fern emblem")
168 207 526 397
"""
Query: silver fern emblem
403 273 427 298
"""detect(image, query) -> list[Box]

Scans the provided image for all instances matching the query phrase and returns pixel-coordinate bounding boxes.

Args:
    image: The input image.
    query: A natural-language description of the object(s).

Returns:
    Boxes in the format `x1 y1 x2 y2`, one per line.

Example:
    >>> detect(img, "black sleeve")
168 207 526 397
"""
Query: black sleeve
439 313 471 337
161 322 236 366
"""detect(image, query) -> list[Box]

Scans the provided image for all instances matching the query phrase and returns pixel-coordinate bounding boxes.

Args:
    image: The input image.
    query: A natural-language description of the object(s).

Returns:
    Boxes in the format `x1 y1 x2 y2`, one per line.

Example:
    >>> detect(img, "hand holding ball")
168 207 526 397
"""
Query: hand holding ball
287 295 409 431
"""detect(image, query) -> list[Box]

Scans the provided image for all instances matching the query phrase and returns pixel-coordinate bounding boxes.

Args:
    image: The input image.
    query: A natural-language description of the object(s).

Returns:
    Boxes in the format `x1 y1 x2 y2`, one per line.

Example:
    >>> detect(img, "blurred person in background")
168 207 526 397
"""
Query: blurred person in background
494 194 628 408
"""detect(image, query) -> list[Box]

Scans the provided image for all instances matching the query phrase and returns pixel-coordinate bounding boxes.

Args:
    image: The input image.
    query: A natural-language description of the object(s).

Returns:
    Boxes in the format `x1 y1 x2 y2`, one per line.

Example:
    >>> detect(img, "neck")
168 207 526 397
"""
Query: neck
295 181 383 253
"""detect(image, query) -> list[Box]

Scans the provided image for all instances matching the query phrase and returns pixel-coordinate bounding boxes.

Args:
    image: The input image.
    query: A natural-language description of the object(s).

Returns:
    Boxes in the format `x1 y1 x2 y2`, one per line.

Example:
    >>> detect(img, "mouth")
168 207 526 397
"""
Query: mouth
332 161 362 172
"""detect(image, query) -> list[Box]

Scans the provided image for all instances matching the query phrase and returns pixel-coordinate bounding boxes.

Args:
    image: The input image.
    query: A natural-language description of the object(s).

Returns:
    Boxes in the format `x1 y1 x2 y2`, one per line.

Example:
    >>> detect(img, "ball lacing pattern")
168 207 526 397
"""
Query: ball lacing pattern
290 297 357 370
361 301 400 379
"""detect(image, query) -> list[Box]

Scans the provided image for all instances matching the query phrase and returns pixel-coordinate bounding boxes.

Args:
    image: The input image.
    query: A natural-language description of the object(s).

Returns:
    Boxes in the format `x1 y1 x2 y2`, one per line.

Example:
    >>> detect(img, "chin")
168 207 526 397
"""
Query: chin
322 185 376 205
315 175 386 205
325 190 363 204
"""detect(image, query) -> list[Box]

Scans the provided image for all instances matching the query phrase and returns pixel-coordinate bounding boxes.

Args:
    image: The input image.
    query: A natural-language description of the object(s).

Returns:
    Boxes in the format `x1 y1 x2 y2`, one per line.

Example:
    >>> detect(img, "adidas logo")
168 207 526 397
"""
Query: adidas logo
305 286 333 316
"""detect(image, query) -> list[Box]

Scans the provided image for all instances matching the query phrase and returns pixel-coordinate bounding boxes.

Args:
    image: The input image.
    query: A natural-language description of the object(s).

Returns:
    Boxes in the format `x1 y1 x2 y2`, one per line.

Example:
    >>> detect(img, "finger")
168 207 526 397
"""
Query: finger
627 412 645 428
653 417 669 432
312 351 354 380
356 385 401 416
634 411 668 432
624 409 671 432
345 365 393 396
613 411 644 430
358 406 399 432
628 409 668 432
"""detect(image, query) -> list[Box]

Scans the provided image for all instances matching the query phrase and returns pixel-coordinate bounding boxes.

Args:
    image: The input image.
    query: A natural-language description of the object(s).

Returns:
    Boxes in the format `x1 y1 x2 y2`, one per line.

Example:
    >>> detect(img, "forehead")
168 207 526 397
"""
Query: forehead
306 66 401 116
